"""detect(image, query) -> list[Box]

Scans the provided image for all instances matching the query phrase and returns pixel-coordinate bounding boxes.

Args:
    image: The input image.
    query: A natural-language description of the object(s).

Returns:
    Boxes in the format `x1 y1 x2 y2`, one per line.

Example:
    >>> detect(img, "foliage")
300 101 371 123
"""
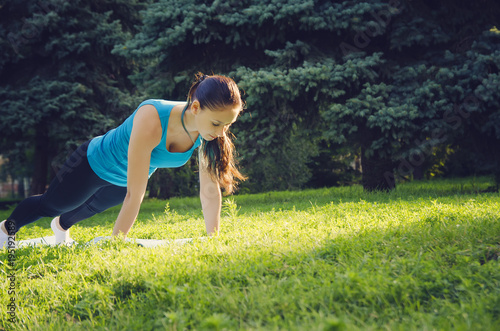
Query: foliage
384 28 500 186
320 0 500 190
1 177 499 330
148 158 199 199
118 0 500 193
0 0 144 193
307 141 362 188
117 0 371 192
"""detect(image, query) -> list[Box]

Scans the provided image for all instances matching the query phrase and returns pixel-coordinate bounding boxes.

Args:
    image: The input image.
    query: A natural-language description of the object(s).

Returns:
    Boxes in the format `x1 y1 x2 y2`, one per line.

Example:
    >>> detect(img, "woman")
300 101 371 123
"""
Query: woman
1 73 246 248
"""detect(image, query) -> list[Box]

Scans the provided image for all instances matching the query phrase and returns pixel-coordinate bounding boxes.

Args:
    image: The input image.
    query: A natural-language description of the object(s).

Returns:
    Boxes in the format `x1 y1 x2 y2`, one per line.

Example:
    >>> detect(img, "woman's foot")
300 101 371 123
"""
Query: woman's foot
1 220 16 249
51 217 72 244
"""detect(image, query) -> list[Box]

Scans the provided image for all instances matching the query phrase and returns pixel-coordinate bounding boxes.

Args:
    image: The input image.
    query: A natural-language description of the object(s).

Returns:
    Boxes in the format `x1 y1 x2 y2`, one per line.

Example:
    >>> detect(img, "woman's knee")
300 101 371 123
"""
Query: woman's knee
39 206 62 218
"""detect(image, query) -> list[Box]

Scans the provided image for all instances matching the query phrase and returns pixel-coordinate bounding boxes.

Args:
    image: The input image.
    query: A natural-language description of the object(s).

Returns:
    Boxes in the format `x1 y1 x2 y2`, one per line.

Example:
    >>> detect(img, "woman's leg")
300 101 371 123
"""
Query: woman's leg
5 141 110 233
58 185 128 230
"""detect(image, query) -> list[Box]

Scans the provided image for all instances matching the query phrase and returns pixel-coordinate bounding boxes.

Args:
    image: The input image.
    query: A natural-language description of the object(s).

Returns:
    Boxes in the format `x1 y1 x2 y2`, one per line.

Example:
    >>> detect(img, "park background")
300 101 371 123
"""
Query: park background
1 1 500 330
1 0 499 198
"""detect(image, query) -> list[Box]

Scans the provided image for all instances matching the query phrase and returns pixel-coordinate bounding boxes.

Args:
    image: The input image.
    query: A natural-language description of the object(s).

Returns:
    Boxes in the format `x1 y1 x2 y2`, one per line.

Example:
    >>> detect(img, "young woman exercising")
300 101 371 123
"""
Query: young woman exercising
0 73 245 248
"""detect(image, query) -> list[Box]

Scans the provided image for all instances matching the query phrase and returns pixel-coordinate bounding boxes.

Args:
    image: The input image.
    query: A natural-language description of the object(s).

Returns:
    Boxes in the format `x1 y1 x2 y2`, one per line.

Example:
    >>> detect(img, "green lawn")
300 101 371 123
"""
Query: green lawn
1 177 499 330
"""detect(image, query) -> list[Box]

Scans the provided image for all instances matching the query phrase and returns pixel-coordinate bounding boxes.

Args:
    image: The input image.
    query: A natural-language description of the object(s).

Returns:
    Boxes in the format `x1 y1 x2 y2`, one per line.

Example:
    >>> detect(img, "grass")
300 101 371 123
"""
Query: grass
0 176 499 330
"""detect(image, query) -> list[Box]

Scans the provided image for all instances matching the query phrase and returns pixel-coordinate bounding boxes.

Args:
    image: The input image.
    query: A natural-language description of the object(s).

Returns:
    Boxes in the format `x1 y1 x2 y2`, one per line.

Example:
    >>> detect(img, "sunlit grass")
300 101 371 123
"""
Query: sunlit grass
1 177 499 330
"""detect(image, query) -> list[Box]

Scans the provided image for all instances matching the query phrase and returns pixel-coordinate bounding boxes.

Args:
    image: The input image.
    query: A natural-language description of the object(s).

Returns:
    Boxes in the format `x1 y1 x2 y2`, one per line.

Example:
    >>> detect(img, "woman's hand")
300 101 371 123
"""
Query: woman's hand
112 105 162 238
199 157 222 235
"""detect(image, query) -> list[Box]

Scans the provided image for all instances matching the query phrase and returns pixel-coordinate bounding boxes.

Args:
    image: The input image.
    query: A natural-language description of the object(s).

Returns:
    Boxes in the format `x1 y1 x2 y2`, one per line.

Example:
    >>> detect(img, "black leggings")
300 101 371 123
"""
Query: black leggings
7 140 127 233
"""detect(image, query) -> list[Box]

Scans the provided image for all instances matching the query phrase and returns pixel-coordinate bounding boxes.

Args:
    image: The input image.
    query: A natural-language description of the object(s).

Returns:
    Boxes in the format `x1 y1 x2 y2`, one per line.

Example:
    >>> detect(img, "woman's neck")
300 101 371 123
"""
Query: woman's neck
175 103 198 136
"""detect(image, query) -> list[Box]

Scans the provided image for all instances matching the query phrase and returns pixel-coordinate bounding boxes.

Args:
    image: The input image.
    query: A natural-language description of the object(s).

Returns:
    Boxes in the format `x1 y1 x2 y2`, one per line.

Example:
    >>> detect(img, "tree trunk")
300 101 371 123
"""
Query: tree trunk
413 164 424 180
30 126 49 195
361 145 395 192
17 176 24 198
494 149 500 192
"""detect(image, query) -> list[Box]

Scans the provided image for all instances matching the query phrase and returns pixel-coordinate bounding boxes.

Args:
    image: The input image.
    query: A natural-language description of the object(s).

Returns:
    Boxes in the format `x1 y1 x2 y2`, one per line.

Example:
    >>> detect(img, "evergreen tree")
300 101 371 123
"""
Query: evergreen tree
92 0 500 192
235 0 500 190
0 0 144 194
117 0 378 192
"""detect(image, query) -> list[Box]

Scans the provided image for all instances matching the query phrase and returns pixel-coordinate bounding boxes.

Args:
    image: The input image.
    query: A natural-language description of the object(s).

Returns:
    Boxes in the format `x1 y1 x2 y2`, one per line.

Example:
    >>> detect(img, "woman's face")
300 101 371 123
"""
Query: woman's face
192 101 240 141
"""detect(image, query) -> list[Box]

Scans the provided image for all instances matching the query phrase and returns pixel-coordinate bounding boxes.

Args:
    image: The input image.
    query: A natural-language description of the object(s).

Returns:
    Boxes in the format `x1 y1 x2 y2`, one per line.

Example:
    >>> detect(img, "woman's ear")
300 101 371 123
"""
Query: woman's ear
191 100 201 115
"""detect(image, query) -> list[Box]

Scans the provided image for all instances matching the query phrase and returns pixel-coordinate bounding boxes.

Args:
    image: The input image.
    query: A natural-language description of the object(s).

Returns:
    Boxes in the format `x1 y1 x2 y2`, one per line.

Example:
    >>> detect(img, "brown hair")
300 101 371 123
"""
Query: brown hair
181 72 246 194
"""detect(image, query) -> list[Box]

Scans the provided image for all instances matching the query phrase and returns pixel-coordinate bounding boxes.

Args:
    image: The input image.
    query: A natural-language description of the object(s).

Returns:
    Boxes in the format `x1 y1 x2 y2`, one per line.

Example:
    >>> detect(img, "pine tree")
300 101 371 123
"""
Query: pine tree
117 0 385 191
0 0 144 194
115 0 500 192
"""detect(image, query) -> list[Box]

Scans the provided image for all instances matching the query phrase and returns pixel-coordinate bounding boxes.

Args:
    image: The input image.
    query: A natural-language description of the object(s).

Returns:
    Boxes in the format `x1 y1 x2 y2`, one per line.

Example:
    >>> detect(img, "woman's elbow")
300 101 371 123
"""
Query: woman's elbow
125 189 145 203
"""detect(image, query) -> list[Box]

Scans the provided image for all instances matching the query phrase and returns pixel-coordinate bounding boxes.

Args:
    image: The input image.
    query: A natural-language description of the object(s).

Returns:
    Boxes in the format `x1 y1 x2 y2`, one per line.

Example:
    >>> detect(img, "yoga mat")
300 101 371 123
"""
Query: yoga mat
17 236 202 248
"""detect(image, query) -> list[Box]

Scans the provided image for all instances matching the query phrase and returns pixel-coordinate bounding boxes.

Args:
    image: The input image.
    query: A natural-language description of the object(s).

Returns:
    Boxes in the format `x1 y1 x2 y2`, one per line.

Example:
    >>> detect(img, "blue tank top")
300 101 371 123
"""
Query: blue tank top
87 99 202 187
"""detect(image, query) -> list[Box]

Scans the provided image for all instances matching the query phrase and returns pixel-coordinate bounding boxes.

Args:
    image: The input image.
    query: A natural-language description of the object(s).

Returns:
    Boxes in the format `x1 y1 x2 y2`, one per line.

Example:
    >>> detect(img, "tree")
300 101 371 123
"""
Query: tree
118 0 500 193
0 0 144 194
117 0 387 192
236 0 500 190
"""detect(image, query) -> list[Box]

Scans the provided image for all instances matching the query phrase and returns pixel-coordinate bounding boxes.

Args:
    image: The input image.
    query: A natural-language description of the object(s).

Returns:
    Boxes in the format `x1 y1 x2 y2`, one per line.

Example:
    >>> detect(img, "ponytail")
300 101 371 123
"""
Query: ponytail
181 72 246 194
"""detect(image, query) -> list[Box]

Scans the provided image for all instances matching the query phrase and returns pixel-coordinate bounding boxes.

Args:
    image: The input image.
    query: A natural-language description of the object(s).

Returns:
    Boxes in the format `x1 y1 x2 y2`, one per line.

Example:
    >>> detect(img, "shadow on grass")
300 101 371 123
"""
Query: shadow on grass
4 210 499 330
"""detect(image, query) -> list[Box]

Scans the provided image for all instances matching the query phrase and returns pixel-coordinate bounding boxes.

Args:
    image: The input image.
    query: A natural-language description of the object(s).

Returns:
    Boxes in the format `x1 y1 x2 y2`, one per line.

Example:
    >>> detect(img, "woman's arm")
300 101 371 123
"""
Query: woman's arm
199 157 222 235
112 105 162 238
